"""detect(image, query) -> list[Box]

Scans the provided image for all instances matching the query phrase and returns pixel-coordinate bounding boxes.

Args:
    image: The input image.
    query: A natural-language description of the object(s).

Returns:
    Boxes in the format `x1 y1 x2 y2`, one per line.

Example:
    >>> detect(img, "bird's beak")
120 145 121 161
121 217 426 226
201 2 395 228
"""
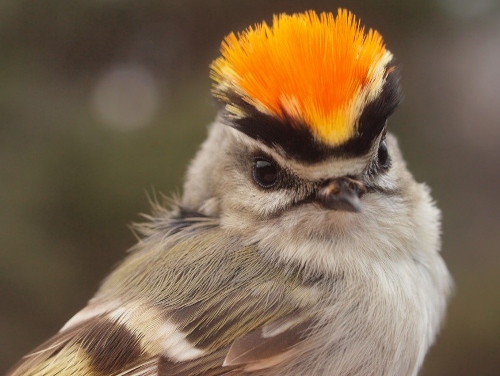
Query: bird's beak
317 177 367 212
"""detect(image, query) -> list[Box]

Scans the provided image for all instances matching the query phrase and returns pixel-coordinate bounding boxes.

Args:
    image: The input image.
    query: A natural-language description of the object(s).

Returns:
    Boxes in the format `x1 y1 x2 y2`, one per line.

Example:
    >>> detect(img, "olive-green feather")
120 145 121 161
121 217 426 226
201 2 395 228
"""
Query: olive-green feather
7 210 324 376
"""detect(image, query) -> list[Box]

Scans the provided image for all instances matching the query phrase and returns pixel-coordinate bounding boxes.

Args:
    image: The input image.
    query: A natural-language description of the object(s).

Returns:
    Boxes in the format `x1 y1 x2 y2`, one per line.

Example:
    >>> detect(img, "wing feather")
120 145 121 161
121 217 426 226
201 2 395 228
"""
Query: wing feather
224 318 312 368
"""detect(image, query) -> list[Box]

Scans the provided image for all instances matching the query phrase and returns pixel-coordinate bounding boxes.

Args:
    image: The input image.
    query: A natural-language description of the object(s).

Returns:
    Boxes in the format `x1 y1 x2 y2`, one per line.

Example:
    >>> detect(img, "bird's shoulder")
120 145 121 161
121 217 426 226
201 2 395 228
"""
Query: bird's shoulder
7 209 323 376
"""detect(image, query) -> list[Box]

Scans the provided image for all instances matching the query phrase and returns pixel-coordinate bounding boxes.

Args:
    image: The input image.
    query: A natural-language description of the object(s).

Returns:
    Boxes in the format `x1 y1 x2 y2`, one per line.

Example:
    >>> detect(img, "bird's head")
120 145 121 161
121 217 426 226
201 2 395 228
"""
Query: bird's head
183 9 407 238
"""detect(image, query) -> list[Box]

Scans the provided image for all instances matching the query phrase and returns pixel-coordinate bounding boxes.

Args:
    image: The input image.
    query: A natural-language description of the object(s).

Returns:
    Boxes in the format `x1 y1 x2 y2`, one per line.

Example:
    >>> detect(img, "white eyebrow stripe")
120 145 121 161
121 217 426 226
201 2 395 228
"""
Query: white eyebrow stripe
229 127 371 181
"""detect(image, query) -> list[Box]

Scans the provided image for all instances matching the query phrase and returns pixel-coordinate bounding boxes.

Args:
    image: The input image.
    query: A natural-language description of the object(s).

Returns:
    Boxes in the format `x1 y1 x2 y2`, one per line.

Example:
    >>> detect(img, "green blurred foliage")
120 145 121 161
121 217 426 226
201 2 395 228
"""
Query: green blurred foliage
1 0 499 374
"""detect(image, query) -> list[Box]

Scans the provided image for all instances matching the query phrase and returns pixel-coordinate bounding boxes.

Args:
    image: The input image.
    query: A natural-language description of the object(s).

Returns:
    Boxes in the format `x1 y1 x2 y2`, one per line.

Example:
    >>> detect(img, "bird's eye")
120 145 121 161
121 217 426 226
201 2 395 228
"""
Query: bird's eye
253 158 279 188
377 140 390 169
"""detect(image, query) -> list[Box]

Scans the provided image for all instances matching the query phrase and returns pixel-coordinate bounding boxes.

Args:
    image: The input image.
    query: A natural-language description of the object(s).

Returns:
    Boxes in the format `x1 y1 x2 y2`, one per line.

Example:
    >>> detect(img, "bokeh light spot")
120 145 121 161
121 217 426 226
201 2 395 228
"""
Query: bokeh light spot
91 65 160 131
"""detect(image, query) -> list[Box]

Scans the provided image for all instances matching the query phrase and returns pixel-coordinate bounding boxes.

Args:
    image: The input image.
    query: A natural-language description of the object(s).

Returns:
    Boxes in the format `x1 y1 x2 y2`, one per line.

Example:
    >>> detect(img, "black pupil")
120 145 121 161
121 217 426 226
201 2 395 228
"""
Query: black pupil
254 159 278 188
377 140 390 168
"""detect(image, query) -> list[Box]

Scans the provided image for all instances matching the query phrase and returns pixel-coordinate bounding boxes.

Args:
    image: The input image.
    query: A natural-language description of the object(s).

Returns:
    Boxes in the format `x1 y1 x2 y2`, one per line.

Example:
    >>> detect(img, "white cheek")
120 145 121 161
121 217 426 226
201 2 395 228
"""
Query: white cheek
374 171 399 191
222 188 292 227
223 165 295 218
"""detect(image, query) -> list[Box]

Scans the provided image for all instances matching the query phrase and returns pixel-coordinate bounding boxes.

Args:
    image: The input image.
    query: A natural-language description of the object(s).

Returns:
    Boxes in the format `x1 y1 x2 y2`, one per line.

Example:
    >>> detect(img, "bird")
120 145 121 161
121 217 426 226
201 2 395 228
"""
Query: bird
7 9 452 376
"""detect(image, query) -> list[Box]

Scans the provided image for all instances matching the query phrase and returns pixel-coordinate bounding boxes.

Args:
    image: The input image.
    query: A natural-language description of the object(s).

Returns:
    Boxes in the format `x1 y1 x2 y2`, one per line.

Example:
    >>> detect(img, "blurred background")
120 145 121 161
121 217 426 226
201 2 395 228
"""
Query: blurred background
1 0 499 374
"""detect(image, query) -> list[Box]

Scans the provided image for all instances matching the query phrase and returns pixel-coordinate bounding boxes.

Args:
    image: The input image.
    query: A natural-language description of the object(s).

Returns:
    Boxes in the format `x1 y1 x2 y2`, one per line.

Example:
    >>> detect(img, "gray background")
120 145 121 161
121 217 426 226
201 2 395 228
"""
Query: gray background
1 0 499 374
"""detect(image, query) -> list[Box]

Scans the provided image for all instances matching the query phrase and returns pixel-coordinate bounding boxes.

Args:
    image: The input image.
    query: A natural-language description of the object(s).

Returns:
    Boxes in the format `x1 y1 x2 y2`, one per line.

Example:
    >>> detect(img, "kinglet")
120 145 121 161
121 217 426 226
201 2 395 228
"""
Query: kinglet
7 9 452 376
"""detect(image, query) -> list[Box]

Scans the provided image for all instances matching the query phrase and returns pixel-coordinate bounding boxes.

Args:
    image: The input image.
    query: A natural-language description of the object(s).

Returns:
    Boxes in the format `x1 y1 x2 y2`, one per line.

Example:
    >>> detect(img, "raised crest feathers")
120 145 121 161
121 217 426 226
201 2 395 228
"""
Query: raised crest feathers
211 9 394 148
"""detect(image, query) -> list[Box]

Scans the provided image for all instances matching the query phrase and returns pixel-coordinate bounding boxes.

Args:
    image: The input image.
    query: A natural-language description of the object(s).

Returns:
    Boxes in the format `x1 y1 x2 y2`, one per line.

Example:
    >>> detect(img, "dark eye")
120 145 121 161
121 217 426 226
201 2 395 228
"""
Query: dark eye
377 140 390 169
253 158 279 188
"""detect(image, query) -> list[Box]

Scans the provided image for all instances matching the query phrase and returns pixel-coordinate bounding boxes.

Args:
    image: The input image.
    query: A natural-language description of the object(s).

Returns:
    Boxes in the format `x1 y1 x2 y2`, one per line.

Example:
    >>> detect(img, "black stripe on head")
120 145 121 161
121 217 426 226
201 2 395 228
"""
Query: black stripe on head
79 318 143 374
343 64 403 155
218 63 402 163
221 92 332 164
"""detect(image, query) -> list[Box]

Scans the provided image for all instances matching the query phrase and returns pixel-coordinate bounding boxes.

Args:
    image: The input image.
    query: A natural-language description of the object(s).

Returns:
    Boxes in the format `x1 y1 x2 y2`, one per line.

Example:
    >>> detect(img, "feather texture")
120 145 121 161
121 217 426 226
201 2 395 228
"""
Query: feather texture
7 212 323 375
7 9 451 375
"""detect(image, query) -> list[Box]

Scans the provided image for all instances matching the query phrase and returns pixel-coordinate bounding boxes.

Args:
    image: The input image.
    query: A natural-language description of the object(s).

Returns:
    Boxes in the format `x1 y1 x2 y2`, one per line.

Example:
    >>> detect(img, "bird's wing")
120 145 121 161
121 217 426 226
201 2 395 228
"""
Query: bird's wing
6 302 314 376
7 217 321 375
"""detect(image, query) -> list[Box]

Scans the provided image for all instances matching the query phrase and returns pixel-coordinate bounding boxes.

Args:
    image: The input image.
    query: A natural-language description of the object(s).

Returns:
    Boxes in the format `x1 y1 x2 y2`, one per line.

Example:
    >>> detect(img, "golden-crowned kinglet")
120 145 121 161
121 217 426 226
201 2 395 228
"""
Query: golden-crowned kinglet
7 9 452 376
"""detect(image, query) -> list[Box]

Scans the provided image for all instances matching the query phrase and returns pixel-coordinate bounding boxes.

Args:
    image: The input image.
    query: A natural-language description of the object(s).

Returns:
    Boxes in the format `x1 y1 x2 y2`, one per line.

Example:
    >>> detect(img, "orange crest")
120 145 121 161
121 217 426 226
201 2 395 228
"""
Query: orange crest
211 9 393 147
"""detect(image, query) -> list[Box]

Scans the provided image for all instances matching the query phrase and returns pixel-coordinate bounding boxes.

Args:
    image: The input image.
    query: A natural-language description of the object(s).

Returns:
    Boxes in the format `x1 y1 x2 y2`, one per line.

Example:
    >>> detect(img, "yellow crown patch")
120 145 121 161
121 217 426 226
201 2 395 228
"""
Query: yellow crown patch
210 9 393 147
